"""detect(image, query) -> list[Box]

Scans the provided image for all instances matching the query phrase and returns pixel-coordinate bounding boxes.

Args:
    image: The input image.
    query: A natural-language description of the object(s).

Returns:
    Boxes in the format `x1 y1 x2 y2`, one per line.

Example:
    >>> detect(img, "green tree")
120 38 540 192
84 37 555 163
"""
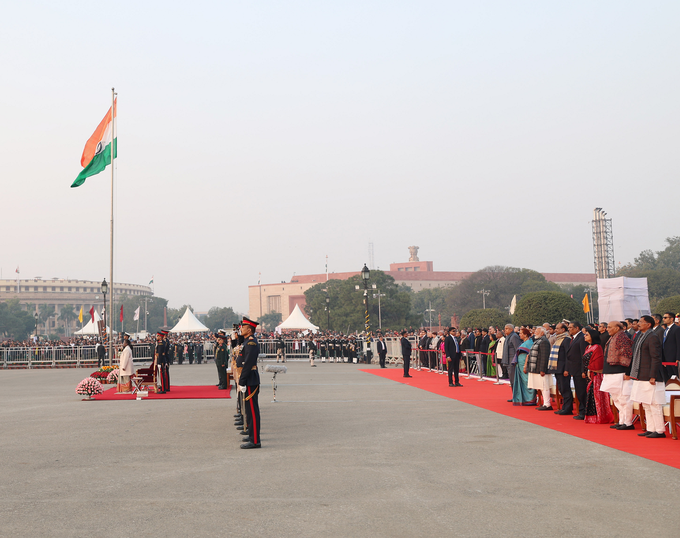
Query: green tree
0 300 36 340
459 308 512 330
444 266 561 318
38 304 55 335
59 304 76 336
257 312 282 332
204 306 241 331
654 296 680 317
411 287 455 328
304 271 418 332
513 291 586 326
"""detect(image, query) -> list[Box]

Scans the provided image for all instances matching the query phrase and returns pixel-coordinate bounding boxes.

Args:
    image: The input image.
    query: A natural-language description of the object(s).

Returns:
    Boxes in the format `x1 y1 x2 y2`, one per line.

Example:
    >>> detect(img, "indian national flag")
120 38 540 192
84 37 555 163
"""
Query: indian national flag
71 99 117 188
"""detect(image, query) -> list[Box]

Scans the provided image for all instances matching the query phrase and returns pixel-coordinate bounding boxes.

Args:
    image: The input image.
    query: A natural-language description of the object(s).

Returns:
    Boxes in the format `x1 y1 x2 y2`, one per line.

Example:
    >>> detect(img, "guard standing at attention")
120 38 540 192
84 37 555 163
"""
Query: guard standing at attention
214 330 229 390
155 330 170 393
238 317 261 449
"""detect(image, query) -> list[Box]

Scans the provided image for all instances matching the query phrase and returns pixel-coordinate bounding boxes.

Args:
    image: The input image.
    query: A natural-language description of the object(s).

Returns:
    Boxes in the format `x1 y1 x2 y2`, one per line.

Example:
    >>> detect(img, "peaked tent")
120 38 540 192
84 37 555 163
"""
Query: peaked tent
275 304 319 333
170 308 209 333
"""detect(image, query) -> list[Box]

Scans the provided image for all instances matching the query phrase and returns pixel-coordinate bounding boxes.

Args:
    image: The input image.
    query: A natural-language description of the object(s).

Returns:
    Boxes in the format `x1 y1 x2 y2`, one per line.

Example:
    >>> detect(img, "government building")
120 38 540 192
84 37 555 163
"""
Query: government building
0 277 152 334
248 248 596 321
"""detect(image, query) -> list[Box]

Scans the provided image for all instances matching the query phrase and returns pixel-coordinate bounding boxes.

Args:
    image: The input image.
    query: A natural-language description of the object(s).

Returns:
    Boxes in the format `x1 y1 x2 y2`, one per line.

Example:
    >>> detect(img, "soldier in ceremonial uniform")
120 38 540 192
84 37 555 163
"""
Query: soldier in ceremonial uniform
155 330 170 393
319 338 327 362
238 317 261 449
214 330 229 389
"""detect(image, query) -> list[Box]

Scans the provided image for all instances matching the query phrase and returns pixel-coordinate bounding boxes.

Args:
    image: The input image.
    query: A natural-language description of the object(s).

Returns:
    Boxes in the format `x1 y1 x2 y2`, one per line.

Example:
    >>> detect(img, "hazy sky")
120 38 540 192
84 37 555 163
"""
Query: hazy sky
2 1 678 313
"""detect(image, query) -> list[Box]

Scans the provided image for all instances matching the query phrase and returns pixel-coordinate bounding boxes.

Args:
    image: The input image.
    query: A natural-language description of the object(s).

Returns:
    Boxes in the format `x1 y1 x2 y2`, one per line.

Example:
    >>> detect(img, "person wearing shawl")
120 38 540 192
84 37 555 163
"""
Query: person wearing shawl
526 326 552 410
582 327 614 424
512 327 536 405
547 323 572 415
601 321 634 430
629 315 666 438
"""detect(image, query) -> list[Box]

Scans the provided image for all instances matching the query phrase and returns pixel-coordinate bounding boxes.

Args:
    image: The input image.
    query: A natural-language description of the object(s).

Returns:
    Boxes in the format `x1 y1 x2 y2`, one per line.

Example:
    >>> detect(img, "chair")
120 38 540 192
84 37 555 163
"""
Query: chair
663 377 680 439
134 363 158 393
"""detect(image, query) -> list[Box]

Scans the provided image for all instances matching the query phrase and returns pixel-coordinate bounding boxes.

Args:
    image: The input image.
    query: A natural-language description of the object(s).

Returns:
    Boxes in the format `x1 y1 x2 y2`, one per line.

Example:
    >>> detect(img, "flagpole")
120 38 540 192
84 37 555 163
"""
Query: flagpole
108 87 116 366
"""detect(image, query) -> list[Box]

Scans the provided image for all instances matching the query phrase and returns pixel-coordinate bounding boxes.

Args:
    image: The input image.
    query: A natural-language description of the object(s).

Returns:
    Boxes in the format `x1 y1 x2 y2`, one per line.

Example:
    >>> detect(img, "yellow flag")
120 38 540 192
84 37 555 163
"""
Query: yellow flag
78 306 83 323
582 294 590 313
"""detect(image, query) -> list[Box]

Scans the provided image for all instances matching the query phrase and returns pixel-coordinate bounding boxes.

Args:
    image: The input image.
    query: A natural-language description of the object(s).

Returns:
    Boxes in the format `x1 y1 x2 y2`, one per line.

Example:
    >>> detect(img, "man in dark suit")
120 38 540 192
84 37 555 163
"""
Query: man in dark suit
565 321 588 419
401 331 412 377
501 325 521 393
661 311 680 379
445 327 462 387
96 340 105 367
418 330 428 371
551 323 572 415
376 334 388 368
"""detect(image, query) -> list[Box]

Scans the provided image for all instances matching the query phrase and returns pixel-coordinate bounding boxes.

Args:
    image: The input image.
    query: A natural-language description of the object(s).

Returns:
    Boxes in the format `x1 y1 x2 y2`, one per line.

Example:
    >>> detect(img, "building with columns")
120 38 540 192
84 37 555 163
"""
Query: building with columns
0 277 152 335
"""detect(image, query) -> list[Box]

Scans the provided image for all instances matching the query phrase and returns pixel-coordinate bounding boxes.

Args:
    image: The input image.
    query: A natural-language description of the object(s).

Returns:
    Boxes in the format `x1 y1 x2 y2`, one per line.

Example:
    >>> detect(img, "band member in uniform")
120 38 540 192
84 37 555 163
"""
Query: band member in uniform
214 330 229 389
238 317 261 449
308 337 317 367
319 338 327 362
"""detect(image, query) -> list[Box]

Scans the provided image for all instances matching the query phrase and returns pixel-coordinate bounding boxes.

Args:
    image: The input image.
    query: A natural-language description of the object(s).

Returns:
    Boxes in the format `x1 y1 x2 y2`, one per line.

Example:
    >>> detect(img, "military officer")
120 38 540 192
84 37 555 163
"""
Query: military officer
155 330 170 393
214 330 229 389
238 317 261 449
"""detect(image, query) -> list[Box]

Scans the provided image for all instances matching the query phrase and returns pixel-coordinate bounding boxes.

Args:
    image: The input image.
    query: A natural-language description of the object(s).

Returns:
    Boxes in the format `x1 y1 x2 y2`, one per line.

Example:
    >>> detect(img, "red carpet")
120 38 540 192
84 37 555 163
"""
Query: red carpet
93 385 231 400
363 368 680 469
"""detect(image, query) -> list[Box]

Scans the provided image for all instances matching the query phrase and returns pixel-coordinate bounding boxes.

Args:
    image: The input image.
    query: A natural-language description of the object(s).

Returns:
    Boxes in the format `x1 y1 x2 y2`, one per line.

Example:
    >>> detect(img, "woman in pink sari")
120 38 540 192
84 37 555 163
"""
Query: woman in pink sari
583 327 614 424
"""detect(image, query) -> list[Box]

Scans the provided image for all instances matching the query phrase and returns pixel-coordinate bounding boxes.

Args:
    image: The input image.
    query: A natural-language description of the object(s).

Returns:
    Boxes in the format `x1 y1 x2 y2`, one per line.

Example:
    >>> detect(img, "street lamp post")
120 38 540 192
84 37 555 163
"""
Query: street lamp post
372 288 385 330
477 288 490 309
425 301 435 330
34 312 38 339
325 295 330 330
101 279 109 365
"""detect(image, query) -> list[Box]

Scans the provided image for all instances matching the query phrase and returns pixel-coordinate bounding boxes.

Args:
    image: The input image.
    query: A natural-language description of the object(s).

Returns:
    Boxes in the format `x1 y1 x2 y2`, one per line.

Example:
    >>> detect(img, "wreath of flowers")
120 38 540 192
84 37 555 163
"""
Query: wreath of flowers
107 368 120 383
76 377 103 397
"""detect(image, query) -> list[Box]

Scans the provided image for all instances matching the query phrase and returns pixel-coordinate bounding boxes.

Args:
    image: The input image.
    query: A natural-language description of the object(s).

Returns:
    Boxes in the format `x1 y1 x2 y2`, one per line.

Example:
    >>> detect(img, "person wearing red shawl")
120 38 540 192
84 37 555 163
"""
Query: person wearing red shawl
582 327 614 424
600 322 634 430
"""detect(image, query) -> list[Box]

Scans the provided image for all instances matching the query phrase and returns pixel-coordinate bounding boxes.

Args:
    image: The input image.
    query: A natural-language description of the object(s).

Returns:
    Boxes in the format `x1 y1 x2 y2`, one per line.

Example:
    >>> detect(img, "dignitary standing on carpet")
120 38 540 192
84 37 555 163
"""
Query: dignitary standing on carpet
445 327 462 387
377 334 388 368
630 316 667 438
526 326 552 410
501 325 521 395
401 330 412 377
155 330 170 394
601 321 634 430
565 321 588 420
238 317 262 449
512 327 535 405
117 337 133 393
582 327 614 424
549 323 572 415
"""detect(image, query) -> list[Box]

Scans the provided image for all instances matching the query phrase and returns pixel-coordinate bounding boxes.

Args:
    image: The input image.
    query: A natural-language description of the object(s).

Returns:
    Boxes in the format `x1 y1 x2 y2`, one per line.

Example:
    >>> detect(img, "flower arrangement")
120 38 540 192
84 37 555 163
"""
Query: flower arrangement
76 377 103 398
107 368 119 383
90 370 108 381
100 365 115 373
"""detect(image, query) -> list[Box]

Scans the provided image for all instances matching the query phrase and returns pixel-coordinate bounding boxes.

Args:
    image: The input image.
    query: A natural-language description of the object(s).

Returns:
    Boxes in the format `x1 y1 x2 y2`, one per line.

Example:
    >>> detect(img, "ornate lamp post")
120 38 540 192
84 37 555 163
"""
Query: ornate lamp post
34 312 38 339
325 295 330 330
361 264 372 364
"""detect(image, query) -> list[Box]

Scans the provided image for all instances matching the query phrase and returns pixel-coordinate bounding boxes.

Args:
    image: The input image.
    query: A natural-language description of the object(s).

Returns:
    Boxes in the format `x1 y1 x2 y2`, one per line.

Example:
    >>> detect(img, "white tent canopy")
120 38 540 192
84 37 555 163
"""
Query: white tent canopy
73 310 114 335
275 304 319 333
170 308 209 333
597 277 651 321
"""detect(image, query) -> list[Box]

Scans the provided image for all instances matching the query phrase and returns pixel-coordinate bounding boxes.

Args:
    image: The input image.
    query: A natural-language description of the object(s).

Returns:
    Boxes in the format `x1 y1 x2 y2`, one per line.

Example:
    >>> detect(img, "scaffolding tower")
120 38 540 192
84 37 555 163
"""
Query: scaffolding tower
592 208 615 279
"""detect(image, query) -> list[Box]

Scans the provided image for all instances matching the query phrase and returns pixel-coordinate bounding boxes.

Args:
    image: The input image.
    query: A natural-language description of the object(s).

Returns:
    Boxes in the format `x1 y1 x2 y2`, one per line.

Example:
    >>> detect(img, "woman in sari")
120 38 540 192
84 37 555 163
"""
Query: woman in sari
583 327 614 424
512 327 537 405
486 333 498 378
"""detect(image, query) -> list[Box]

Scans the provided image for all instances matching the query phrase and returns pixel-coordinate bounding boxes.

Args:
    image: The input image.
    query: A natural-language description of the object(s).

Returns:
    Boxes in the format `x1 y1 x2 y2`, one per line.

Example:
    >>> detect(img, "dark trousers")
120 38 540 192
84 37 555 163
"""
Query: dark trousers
573 374 589 416
216 361 228 388
244 385 260 445
236 389 242 414
507 363 516 391
557 374 573 412
379 352 386 368
159 364 170 392
403 356 411 376
447 357 460 385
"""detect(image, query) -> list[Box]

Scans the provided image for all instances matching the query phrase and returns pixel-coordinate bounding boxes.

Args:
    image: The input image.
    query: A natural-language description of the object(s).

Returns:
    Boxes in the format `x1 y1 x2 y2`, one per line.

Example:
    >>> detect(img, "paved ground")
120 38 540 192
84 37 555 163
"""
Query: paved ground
0 361 677 538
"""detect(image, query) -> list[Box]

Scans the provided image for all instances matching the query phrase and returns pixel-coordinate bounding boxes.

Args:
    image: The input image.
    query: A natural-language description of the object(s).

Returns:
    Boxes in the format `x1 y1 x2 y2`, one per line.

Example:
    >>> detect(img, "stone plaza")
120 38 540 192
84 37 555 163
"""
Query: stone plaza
1 361 677 537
